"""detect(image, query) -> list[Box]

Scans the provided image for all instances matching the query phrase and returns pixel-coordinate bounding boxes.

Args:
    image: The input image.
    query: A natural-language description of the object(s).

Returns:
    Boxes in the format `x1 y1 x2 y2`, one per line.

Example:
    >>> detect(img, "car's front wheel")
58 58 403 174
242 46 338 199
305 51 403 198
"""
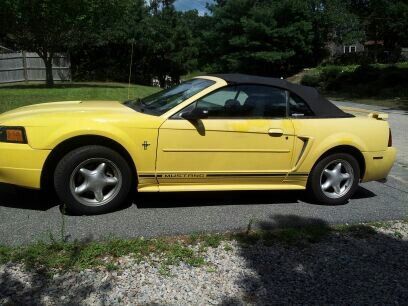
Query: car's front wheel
54 145 132 215
308 153 360 205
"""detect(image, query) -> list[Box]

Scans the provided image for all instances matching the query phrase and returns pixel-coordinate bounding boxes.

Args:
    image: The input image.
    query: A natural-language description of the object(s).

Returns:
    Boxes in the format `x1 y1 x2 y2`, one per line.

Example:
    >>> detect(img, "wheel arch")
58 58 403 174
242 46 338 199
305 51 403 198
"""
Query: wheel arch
40 135 137 191
312 145 366 180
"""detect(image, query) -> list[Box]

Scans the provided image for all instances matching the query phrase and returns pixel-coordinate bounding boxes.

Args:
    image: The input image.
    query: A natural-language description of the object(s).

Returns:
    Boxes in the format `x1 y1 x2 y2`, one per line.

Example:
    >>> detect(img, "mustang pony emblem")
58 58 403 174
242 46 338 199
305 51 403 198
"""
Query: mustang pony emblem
142 141 151 150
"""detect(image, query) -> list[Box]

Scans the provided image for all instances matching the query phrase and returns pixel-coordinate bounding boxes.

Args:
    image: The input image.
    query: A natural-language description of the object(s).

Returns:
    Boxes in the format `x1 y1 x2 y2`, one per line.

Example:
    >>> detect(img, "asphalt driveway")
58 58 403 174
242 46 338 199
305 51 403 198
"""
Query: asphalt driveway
0 102 407 246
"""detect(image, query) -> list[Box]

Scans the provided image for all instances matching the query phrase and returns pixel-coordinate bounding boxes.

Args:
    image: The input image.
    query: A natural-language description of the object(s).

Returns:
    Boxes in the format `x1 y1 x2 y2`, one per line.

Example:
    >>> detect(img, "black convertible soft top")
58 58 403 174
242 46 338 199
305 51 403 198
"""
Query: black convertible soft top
212 74 353 118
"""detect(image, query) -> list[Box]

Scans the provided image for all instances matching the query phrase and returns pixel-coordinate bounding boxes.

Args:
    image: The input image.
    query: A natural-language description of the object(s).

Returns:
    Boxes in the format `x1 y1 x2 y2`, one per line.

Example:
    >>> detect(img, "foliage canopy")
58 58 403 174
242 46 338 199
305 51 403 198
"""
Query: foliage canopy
0 0 407 86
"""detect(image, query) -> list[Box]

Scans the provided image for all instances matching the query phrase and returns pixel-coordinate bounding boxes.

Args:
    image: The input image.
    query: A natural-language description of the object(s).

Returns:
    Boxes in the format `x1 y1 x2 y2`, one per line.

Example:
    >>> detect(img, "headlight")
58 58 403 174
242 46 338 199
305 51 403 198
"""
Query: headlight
0 126 27 144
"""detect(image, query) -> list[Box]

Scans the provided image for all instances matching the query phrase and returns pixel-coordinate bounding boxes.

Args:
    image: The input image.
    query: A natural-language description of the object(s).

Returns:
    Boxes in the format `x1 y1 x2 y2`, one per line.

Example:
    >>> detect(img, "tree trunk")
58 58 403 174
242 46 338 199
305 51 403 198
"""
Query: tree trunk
170 74 180 85
38 51 54 87
373 40 378 64
45 56 54 87
158 75 166 88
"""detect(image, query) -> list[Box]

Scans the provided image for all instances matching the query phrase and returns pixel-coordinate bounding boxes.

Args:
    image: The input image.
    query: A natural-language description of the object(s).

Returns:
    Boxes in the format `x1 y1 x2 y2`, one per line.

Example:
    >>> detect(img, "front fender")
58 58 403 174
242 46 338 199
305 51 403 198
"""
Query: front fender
27 122 135 150
25 121 158 174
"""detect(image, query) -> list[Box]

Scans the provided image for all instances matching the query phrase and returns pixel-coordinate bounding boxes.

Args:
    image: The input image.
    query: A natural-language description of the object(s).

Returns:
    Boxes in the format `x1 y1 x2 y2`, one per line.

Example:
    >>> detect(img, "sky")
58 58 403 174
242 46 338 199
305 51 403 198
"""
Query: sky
174 0 213 15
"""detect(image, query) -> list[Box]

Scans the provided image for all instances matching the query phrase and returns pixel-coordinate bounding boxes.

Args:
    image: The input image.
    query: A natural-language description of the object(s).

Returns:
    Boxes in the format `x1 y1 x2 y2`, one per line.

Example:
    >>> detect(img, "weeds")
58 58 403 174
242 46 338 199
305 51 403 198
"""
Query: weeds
60 204 67 242
201 234 224 248
105 263 119 271
223 244 233 252
232 224 331 247
336 224 377 238
393 231 403 239
206 266 218 273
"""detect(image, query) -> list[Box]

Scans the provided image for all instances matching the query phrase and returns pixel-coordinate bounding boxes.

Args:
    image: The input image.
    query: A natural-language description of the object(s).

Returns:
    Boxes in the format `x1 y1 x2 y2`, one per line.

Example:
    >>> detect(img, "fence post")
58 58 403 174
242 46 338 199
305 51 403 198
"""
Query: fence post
67 53 72 82
22 51 28 83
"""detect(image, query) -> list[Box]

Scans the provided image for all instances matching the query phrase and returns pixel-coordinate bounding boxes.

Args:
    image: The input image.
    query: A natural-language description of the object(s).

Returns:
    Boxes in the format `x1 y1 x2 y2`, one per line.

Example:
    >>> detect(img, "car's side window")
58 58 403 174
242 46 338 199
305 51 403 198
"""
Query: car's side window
288 93 314 117
194 85 287 118
195 86 239 117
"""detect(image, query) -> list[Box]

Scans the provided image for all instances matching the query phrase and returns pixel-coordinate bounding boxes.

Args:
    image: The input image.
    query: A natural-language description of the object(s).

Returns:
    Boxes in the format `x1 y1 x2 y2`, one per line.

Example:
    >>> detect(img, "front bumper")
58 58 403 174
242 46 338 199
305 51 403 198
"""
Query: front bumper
0 143 50 188
362 147 397 182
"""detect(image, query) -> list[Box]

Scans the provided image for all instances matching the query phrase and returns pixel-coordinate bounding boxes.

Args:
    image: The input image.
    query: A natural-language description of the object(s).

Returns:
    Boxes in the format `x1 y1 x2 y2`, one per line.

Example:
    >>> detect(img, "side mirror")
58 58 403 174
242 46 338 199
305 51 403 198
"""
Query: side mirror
181 108 209 121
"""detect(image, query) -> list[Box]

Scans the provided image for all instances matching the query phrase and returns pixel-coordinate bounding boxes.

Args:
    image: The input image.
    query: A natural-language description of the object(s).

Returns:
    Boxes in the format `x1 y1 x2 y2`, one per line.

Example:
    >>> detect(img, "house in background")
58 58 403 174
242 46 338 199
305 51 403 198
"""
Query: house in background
401 48 408 60
327 40 408 61
327 41 386 57
327 41 365 57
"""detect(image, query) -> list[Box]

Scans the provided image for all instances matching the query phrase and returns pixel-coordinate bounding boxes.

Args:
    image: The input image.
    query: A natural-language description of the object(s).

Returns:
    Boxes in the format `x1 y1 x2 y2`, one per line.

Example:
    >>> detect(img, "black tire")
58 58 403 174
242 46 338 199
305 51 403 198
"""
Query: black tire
54 145 133 215
308 153 360 205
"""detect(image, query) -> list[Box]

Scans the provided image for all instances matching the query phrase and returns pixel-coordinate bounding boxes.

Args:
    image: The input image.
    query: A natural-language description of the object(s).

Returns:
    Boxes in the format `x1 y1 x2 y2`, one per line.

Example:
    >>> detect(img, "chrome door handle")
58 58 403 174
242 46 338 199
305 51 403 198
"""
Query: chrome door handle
268 128 284 136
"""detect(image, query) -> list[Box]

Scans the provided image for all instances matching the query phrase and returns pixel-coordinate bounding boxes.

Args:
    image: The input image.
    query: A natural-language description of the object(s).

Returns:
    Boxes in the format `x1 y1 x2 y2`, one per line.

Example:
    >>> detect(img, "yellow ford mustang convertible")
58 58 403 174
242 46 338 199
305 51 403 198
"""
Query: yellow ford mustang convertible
0 74 396 214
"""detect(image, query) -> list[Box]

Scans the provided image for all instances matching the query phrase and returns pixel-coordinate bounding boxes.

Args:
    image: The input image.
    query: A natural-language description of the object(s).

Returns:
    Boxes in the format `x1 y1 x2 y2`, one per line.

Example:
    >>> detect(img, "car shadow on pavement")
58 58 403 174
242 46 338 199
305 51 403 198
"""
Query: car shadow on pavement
134 186 377 209
135 190 303 208
0 183 376 212
0 183 58 211
221 214 408 304
0 183 133 215
349 185 377 200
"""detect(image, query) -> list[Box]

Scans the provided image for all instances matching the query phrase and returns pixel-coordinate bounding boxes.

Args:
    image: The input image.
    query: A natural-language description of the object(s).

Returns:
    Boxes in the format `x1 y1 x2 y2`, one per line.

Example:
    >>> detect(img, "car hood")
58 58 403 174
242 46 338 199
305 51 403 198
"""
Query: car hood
0 100 158 126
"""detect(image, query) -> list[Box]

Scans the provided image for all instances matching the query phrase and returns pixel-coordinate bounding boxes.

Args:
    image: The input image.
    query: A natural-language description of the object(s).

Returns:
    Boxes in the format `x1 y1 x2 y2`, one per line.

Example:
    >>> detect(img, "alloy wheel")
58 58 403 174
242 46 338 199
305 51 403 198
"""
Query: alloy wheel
319 159 354 199
69 158 122 206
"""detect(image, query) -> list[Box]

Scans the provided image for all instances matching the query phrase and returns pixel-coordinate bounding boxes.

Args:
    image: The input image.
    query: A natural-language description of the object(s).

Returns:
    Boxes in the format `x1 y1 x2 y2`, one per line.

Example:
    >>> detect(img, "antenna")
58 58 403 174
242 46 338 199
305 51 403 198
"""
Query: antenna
127 41 134 99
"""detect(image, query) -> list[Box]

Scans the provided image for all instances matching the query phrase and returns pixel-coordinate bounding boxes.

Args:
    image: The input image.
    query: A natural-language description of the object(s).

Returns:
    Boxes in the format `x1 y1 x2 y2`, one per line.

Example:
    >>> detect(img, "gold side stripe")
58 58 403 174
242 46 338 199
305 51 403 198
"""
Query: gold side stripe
139 172 309 179
162 148 290 153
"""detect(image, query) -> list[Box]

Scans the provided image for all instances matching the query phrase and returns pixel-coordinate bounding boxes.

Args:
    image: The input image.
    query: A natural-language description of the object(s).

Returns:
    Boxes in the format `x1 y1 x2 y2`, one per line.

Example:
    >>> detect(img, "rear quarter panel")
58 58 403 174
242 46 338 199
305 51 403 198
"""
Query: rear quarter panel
292 117 390 173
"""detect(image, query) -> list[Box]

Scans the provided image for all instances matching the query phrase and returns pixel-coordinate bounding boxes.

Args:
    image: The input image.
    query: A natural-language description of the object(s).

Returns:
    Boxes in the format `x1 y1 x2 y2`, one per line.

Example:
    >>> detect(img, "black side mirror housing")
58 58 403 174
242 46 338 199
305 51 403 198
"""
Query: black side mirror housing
181 108 209 120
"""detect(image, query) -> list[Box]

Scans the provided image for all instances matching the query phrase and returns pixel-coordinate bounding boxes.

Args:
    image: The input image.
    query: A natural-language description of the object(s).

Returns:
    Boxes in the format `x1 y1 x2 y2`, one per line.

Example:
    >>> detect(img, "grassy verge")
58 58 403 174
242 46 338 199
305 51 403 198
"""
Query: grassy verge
327 94 408 110
0 233 224 275
0 82 160 114
1 221 405 275
181 71 207 81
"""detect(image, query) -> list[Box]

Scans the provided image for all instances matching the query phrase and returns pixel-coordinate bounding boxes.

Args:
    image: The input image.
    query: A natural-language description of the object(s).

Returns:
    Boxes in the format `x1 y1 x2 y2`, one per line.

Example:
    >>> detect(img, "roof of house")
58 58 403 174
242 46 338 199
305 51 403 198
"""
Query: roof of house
364 40 384 46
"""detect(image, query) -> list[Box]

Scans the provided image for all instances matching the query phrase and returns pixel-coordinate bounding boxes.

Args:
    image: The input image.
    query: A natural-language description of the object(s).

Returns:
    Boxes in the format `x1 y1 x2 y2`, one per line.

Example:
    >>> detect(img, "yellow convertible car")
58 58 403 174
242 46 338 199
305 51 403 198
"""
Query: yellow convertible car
0 74 396 214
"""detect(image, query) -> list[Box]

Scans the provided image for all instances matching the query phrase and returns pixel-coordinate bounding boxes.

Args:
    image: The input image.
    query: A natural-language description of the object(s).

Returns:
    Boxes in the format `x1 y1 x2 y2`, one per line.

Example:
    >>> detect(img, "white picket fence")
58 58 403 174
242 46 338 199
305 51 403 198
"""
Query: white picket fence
0 52 71 83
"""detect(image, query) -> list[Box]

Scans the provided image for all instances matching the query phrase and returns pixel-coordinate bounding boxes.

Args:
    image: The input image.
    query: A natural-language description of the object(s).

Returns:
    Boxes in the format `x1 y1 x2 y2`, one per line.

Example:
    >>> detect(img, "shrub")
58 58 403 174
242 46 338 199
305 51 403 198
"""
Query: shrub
301 63 408 99
329 52 373 66
301 74 320 87
319 65 343 84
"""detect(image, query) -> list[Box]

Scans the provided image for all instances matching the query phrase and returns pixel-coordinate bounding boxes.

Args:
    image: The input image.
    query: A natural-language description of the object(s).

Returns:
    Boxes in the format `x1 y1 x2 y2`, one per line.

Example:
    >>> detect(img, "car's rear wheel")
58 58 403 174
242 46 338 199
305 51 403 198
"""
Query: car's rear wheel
54 145 132 215
308 153 360 205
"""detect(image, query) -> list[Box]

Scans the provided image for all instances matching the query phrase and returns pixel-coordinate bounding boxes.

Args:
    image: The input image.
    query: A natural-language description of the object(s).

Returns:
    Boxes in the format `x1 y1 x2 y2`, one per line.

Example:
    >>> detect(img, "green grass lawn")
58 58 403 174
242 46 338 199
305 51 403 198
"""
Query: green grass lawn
0 82 160 114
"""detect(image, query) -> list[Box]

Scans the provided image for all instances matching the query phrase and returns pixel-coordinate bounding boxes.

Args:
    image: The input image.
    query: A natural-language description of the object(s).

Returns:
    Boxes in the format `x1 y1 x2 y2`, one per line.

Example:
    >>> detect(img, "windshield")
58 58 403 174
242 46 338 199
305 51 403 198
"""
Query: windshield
125 78 215 115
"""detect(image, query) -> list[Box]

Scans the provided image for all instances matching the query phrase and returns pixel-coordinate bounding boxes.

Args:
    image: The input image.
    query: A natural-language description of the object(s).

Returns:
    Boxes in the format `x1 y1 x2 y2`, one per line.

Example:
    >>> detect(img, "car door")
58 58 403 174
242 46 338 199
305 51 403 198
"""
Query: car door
156 84 295 186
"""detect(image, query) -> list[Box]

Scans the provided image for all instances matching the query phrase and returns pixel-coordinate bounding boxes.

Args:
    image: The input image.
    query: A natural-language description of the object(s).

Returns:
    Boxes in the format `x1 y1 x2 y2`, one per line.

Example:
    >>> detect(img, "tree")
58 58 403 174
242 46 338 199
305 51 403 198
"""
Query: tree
203 0 363 75
0 0 86 86
140 1 198 87
348 0 408 61
0 0 141 87
205 0 316 76
303 0 363 65
69 0 147 83
181 10 213 70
